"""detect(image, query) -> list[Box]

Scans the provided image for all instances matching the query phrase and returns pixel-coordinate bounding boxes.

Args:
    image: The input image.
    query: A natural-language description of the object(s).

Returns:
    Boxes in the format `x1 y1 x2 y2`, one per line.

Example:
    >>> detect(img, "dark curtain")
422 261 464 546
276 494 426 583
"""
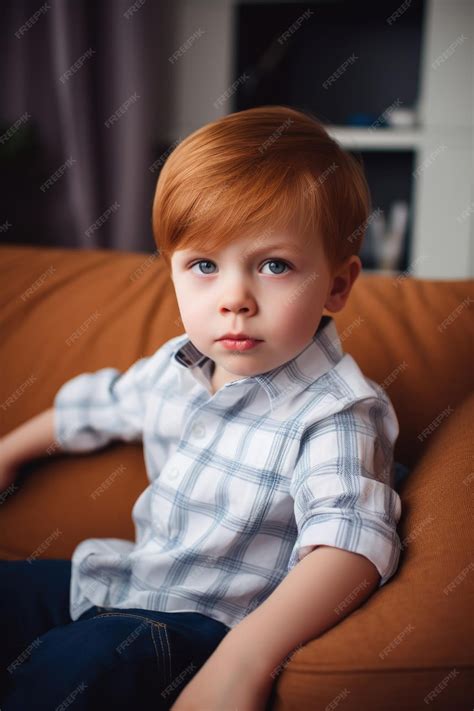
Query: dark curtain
0 0 178 252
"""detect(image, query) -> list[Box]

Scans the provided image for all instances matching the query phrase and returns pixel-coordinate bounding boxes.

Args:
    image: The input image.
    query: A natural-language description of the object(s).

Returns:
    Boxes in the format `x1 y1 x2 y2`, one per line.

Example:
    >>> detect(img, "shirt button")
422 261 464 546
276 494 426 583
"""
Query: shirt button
191 421 206 439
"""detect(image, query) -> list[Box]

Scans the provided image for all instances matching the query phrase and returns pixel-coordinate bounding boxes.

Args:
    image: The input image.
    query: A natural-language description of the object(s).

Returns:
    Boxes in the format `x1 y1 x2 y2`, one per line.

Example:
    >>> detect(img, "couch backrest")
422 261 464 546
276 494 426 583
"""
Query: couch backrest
1 245 473 470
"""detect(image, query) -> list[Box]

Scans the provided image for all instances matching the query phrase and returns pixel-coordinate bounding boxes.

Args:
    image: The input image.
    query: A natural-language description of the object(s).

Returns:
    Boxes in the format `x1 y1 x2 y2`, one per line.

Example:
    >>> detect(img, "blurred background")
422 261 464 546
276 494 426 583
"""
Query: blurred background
0 0 472 278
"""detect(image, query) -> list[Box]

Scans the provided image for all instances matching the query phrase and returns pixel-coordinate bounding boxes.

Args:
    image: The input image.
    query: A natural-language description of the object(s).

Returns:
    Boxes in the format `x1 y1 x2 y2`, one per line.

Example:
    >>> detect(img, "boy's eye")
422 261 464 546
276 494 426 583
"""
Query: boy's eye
261 259 290 275
190 260 217 275
189 259 291 276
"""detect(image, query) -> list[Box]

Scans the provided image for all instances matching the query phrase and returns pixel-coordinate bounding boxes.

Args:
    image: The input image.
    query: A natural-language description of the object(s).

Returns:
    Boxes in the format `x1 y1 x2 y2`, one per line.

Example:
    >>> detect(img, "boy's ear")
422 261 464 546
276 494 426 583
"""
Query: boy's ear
324 255 362 313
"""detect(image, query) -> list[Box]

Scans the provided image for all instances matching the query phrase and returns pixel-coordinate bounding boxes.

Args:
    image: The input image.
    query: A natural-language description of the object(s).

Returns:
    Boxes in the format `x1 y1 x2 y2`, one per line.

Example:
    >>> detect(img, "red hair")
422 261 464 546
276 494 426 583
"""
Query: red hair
152 105 371 274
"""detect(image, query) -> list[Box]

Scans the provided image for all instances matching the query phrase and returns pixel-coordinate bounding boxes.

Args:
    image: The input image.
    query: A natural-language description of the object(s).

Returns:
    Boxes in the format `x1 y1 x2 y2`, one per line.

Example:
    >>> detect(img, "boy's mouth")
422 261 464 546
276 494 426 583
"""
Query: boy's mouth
217 334 263 352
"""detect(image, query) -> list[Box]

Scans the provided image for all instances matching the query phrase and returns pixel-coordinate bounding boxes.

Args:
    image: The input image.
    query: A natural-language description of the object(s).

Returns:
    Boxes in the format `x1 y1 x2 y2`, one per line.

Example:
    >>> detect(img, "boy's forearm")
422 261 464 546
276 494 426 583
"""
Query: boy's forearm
1 407 60 466
212 545 381 680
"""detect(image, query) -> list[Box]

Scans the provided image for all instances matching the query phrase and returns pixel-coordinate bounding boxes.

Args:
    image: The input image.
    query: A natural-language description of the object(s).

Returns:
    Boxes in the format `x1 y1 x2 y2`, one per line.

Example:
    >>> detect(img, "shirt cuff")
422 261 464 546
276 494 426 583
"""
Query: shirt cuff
289 516 402 587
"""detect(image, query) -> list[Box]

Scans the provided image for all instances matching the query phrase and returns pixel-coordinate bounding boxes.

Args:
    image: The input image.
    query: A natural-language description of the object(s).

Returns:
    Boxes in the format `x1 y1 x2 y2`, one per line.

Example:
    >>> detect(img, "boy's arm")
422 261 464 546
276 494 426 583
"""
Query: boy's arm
216 544 381 676
170 545 380 711
1 408 57 468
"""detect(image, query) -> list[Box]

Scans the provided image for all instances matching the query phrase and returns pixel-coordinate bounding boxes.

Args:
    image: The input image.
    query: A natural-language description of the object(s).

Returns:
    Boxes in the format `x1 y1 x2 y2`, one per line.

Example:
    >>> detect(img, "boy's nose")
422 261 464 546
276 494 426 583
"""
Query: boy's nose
219 294 257 316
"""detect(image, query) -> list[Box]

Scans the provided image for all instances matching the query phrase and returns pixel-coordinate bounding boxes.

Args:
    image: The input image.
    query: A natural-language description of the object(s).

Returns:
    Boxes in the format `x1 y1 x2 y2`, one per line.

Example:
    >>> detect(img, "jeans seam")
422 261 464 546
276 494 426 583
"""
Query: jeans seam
149 624 162 677
160 623 172 686
94 611 167 633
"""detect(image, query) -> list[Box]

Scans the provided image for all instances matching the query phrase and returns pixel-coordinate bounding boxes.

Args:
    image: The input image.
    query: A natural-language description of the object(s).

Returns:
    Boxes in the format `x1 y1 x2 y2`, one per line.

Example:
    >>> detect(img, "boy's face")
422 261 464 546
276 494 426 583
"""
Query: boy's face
170 231 360 393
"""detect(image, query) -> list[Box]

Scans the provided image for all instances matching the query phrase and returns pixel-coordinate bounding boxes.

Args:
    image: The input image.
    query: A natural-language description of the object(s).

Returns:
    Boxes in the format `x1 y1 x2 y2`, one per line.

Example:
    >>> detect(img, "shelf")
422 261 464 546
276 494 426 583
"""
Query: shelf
326 126 423 152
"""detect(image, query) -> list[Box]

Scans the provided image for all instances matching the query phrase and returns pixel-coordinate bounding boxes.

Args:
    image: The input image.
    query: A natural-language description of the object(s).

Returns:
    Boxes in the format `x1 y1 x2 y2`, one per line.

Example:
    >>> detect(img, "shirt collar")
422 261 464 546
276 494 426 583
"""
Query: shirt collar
171 315 343 410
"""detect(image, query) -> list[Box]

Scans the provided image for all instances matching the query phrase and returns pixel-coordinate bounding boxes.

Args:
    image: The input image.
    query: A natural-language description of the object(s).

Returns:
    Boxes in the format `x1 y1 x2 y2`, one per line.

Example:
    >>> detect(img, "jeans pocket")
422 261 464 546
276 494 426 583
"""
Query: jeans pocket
94 611 173 686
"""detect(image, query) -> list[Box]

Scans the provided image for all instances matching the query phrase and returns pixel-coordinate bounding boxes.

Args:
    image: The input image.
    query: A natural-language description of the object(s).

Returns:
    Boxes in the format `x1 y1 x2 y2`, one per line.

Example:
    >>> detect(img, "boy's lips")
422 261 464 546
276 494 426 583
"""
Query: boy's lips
217 332 260 340
216 334 264 352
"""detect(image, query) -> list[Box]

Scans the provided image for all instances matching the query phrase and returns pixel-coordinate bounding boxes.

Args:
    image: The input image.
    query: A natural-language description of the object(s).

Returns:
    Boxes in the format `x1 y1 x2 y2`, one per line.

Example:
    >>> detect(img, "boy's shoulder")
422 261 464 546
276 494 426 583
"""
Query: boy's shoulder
295 322 396 427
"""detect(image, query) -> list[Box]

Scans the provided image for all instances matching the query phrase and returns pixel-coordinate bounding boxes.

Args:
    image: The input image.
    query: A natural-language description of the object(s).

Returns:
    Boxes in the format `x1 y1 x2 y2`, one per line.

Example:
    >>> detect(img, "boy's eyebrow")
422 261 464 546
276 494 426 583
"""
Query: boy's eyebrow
243 241 306 257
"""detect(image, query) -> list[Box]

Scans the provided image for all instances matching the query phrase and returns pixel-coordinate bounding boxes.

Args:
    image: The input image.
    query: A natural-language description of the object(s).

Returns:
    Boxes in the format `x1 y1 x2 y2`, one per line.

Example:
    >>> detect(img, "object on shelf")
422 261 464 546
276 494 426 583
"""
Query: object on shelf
367 201 409 271
386 107 417 129
346 112 379 127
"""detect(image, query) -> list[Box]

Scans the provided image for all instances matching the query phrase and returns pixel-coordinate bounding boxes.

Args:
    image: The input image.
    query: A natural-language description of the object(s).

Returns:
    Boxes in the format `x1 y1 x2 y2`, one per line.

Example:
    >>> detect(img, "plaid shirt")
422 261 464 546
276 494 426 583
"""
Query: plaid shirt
54 315 402 629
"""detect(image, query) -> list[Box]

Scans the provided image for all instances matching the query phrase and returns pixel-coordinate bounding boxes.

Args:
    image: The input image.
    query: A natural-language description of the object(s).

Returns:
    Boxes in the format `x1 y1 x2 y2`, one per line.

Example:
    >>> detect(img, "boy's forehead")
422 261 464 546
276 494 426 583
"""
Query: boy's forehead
172 231 313 259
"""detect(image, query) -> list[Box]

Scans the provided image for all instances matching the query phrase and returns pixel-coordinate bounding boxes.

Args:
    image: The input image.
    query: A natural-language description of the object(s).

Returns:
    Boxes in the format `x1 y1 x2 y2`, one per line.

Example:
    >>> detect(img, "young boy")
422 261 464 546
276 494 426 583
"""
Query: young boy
0 105 402 710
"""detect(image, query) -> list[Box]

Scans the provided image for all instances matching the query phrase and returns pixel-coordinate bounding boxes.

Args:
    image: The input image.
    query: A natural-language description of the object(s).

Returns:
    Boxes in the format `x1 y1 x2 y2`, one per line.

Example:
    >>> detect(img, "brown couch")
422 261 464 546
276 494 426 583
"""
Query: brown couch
1 244 473 710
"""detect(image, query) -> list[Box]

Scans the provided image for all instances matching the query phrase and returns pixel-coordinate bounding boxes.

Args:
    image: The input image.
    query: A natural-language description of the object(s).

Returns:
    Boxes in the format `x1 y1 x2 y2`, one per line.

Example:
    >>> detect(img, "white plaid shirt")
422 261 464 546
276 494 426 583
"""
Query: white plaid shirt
54 315 402 629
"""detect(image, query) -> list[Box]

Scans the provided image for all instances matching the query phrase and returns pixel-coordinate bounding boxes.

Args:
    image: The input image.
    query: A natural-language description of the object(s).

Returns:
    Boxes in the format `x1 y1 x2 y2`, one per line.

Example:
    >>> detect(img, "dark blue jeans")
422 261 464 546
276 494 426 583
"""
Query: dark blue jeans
0 559 231 710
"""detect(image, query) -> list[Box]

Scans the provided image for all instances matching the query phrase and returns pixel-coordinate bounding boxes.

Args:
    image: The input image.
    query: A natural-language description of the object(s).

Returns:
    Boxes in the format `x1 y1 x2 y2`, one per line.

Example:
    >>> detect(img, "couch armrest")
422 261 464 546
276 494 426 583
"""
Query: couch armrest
271 393 474 711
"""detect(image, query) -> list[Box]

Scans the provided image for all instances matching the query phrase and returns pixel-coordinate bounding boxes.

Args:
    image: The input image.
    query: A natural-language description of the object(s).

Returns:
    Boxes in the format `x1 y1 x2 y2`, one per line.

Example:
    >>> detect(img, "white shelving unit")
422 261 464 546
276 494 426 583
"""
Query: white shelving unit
326 127 423 152
168 0 473 278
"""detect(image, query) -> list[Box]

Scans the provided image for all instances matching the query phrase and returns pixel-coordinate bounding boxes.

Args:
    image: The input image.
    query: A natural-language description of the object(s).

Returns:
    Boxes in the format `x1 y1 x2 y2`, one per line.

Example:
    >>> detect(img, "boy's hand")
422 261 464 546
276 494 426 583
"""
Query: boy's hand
169 641 274 711
0 443 20 494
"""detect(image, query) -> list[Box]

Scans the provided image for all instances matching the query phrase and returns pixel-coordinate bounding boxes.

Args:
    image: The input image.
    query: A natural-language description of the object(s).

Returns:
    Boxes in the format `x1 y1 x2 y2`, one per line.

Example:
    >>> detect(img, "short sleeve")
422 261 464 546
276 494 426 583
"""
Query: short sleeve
288 395 403 587
53 340 174 453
